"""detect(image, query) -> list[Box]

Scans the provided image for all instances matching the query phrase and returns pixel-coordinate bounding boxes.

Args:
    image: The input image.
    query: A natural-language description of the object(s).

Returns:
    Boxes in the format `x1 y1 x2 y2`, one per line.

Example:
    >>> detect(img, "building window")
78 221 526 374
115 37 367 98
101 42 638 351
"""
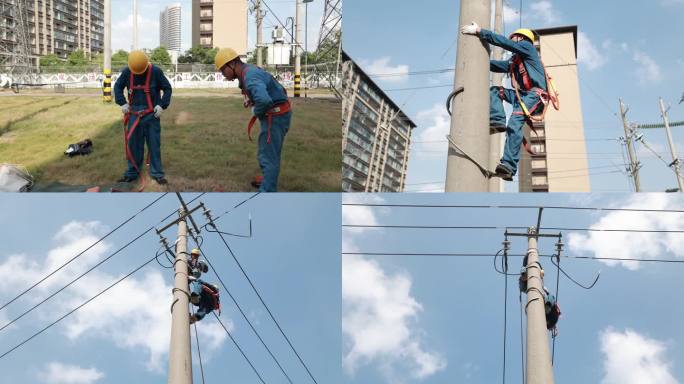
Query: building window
532 176 548 186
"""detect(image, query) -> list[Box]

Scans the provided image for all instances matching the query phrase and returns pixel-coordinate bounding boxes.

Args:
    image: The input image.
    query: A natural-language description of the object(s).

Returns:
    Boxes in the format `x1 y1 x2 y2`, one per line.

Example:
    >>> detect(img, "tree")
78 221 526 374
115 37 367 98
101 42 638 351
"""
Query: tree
150 46 172 65
178 46 219 64
39 54 63 68
67 49 88 67
203 47 218 65
111 49 129 69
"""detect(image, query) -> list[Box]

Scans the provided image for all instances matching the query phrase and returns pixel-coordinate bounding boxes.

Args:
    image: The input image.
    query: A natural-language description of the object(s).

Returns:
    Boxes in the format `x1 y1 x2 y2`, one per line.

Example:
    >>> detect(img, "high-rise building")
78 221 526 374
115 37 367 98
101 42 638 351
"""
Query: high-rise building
191 0 247 55
0 0 104 60
341 51 416 193
160 3 181 52
518 26 591 192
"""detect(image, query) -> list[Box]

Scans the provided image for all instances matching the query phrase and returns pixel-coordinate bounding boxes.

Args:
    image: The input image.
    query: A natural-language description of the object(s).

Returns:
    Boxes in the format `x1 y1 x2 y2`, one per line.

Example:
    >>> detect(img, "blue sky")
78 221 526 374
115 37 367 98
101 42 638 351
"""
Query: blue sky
344 0 684 193
342 193 684 384
0 193 341 384
112 0 325 53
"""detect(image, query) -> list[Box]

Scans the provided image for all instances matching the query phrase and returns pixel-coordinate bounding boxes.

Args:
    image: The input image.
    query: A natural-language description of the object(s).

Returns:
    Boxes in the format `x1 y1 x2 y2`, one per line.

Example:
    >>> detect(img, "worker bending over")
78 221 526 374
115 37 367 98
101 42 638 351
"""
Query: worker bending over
461 22 550 181
114 50 172 185
215 48 292 192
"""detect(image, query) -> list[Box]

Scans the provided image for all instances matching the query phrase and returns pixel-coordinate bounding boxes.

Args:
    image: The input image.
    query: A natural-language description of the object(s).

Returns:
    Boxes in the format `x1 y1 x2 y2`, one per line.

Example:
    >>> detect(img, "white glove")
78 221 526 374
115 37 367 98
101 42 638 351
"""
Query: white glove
251 107 256 116
460 21 480 35
154 105 163 118
121 103 130 114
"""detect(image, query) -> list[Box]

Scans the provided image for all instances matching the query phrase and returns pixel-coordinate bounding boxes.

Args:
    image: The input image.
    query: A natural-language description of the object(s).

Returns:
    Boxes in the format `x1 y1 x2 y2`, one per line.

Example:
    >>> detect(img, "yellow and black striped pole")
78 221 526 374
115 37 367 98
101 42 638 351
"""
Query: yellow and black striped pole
103 68 112 102
294 73 301 97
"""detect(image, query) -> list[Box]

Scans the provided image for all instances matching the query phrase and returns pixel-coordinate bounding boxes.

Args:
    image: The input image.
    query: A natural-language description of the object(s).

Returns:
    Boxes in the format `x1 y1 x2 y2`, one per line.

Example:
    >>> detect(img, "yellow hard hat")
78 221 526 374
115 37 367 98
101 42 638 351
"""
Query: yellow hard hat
191 248 200 256
509 28 535 44
215 48 240 71
128 50 149 75
103 68 111 75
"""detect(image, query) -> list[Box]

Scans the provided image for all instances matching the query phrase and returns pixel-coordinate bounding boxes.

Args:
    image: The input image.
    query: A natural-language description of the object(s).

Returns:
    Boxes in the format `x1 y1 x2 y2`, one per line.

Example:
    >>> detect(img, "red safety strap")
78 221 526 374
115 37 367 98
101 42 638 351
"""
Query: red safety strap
202 284 221 315
510 56 533 91
247 100 292 144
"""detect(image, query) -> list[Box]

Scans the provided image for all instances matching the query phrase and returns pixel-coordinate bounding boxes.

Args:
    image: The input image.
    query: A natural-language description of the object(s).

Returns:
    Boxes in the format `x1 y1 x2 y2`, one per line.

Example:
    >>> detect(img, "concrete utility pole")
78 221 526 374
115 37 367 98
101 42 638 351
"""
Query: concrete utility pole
132 0 139 50
525 228 555 384
255 0 263 67
294 0 304 97
488 0 504 192
445 0 492 192
168 209 192 384
103 0 112 102
659 97 684 192
619 99 641 192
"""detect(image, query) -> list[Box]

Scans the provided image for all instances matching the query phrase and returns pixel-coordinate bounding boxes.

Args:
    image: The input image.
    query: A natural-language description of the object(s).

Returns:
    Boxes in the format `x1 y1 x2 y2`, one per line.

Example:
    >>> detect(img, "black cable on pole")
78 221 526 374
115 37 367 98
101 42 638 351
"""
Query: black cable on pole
0 227 155 333
342 223 684 234
190 239 294 384
192 307 207 384
519 292 525 384
552 252 560 366
0 255 157 361
211 192 261 223
0 193 168 313
207 221 319 384
501 250 509 384
212 312 267 384
341 202 684 213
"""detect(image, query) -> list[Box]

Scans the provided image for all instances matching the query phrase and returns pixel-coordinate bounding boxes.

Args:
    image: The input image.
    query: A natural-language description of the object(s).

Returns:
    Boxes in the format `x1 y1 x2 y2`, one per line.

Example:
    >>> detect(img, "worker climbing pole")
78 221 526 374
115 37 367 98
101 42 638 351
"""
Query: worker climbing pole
187 248 221 324
455 19 560 182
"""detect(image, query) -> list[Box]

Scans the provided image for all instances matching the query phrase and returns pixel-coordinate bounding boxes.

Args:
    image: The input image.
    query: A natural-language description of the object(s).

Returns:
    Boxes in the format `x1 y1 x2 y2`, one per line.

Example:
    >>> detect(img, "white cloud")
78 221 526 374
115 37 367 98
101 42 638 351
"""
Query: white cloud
577 32 606 70
661 0 684 6
568 194 684 270
359 57 410 83
38 362 104 384
414 104 450 155
529 1 562 26
600 328 679 384
632 50 663 85
0 222 228 373
342 255 446 382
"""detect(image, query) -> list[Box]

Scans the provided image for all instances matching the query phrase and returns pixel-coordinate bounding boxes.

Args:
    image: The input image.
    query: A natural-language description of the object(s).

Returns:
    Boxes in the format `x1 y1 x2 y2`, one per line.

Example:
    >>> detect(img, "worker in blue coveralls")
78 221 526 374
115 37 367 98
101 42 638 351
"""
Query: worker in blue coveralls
187 248 220 324
214 47 292 192
114 50 172 185
461 22 548 181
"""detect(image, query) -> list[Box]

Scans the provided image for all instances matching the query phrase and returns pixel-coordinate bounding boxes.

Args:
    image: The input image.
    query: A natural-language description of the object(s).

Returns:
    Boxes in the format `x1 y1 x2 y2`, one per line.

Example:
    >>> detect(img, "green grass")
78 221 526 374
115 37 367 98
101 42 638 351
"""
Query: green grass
0 94 342 191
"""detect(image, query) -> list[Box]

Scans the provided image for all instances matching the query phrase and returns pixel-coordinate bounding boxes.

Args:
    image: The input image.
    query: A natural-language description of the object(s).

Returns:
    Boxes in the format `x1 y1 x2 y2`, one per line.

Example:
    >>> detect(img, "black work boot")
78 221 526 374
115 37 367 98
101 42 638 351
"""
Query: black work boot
154 177 168 185
490 121 507 134
117 176 137 183
495 163 514 181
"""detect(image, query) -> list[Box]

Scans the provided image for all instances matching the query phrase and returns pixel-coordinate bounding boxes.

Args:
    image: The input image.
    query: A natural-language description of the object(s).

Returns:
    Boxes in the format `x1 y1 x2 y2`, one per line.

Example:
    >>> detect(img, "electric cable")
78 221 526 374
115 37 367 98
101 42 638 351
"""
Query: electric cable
0 255 157 360
212 312 268 384
341 202 684 213
0 193 168 313
192 307 207 384
206 221 319 384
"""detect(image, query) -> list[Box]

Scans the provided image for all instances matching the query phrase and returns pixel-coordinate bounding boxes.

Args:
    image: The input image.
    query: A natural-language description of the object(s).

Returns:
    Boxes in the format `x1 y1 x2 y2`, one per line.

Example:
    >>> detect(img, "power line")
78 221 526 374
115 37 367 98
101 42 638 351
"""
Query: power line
192 307 206 384
0 227 156 334
206 220 320 384
342 251 684 264
342 224 684 233
212 312 268 384
190 237 295 384
0 193 168 313
341 202 684 213
0 255 157 361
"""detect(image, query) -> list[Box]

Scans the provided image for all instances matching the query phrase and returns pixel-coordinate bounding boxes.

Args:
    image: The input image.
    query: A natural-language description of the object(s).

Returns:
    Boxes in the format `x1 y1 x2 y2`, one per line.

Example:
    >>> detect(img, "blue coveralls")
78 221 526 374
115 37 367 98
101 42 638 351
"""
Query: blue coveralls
241 64 291 192
479 29 547 176
114 65 172 180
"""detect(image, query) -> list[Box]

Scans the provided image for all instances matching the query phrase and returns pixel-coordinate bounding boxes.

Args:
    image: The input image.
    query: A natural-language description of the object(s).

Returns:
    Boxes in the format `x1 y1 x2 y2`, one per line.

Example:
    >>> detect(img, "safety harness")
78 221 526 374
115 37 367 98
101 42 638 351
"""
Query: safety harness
202 283 221 315
120 64 154 192
502 54 561 155
240 66 292 145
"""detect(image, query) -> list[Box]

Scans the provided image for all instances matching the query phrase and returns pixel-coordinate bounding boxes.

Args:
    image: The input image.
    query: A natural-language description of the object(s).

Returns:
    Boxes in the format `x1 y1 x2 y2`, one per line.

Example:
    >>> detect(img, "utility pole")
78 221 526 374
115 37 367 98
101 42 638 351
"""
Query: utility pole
619 98 641 192
103 0 112 102
167 208 192 384
445 0 492 192
255 0 263 67
525 227 555 384
132 0 138 50
659 97 684 192
489 0 504 192
294 0 304 97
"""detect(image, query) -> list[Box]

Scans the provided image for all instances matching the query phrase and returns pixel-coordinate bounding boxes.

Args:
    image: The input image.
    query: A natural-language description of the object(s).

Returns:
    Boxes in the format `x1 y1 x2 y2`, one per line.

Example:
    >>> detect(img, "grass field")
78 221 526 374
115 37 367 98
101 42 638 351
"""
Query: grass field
0 91 341 192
